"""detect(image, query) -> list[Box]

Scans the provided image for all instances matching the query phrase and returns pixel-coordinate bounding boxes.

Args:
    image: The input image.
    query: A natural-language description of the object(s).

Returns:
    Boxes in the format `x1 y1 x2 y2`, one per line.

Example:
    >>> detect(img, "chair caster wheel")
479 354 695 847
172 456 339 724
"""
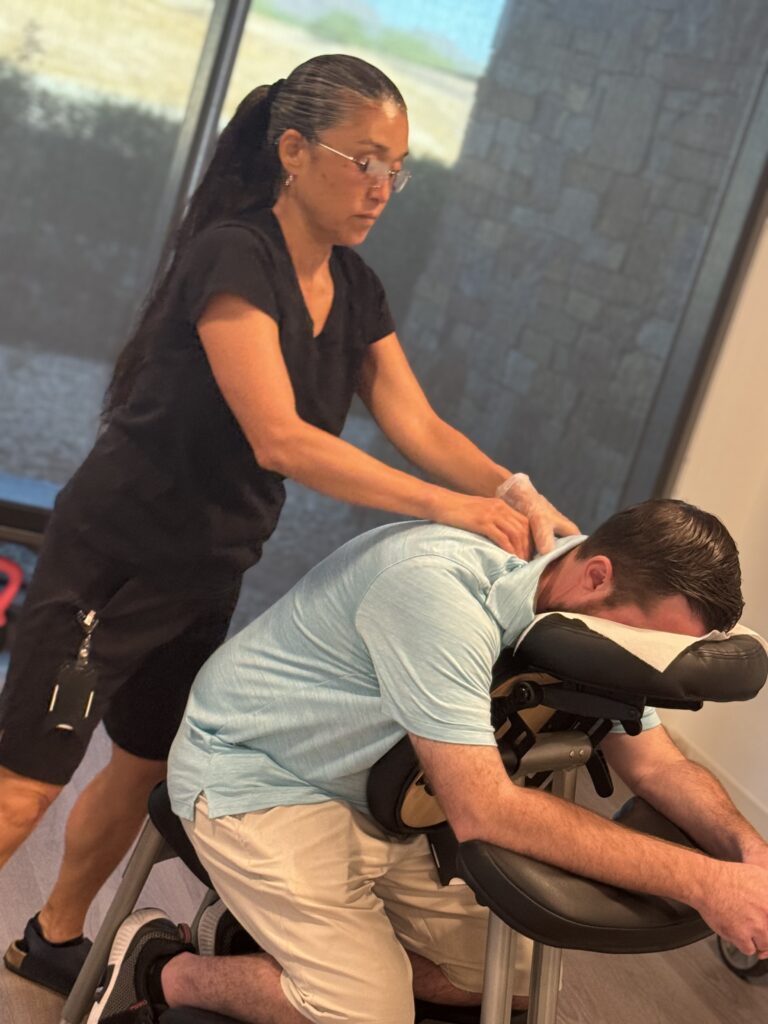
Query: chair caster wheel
718 936 768 980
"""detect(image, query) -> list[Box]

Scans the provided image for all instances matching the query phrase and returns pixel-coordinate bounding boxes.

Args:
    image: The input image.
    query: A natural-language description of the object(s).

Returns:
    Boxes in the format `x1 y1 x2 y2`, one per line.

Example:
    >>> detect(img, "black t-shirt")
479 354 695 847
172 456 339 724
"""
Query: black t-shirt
55 207 394 582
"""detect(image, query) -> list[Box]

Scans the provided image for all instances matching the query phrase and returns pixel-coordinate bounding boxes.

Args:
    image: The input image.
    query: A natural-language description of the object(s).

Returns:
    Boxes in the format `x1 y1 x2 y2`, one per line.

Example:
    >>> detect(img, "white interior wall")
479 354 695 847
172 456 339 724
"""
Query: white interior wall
664 216 768 837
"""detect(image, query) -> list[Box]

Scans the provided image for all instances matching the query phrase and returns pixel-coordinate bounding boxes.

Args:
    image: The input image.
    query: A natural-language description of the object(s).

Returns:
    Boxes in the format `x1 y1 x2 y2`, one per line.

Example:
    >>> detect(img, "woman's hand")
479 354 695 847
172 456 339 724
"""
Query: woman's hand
432 493 534 559
496 473 580 554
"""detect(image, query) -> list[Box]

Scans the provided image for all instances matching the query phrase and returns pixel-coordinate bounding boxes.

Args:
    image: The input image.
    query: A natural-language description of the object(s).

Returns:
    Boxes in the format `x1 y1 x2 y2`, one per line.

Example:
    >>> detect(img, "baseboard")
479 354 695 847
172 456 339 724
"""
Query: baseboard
664 722 768 839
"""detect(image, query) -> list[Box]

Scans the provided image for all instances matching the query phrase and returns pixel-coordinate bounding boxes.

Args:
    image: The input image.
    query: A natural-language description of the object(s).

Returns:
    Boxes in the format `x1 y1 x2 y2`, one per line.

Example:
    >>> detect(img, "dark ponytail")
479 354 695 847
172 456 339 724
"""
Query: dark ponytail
176 81 285 246
103 54 405 419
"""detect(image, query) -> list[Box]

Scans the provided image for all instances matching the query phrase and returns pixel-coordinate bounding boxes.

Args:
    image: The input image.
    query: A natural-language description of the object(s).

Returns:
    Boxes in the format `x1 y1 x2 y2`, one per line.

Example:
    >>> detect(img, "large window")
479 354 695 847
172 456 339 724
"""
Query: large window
0 0 215 484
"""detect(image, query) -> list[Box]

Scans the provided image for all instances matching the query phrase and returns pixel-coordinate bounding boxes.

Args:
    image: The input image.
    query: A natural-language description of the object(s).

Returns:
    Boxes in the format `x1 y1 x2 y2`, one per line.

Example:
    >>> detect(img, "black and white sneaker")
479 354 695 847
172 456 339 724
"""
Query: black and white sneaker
194 900 260 957
86 908 192 1023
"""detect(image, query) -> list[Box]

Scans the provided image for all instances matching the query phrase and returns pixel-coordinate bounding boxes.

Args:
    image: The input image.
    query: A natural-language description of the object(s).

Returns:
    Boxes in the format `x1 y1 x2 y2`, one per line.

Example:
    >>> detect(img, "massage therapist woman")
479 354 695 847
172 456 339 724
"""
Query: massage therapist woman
0 54 577 994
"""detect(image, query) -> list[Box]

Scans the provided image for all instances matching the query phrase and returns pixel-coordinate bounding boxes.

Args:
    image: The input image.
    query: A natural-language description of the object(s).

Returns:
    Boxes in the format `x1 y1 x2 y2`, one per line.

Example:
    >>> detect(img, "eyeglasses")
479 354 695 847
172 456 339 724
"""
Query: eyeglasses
316 142 412 193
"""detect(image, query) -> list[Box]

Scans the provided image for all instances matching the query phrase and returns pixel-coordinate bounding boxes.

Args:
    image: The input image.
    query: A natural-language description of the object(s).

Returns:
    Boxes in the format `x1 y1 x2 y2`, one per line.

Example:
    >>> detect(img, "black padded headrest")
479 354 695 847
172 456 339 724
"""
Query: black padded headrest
499 613 767 704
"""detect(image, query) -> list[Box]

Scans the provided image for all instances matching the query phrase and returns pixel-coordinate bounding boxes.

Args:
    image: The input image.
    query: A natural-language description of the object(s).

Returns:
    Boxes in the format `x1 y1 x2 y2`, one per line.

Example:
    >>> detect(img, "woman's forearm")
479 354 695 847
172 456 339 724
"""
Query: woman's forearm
384 415 579 553
257 419 533 555
258 418 457 519
389 415 511 497
252 403 547 555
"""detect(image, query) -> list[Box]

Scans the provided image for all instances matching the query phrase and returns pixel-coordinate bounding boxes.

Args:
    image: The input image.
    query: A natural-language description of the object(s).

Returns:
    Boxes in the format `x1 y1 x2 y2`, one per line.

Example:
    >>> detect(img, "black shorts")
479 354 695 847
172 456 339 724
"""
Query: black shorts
0 522 240 786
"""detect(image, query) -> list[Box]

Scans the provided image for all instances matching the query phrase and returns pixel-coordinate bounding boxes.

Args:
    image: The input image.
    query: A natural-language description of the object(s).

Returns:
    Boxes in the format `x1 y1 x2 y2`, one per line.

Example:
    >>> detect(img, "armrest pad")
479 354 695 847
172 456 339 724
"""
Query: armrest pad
457 797 710 953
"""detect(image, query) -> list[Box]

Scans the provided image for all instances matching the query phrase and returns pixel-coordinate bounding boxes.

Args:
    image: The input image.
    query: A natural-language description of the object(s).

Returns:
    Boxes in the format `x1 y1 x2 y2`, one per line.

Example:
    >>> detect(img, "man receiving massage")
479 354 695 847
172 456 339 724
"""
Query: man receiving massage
89 499 768 1024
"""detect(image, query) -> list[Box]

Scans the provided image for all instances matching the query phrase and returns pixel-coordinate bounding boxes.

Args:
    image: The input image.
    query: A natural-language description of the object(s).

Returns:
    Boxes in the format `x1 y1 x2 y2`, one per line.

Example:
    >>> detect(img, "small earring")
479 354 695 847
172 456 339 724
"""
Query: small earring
284 173 294 187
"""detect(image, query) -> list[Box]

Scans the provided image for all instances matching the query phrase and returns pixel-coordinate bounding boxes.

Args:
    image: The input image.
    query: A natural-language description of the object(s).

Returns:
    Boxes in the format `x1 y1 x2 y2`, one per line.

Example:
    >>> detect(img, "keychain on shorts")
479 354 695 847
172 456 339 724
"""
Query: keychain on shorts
45 609 100 740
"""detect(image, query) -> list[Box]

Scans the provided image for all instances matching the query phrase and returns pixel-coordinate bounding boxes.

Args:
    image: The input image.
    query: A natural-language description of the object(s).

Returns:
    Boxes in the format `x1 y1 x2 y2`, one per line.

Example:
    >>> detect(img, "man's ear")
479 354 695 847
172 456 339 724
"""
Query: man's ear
277 129 308 178
583 555 614 595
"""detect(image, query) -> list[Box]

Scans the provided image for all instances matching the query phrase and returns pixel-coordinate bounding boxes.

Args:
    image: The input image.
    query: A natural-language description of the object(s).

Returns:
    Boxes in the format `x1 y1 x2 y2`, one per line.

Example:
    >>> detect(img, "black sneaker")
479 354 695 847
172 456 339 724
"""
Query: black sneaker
193 900 260 957
3 914 93 996
86 908 192 1023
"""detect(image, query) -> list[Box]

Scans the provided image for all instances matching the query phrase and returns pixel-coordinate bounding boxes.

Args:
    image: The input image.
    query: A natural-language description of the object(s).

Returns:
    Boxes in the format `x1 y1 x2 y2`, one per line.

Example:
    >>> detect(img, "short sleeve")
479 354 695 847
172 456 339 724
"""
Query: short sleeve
343 252 395 345
179 224 281 326
608 705 661 734
355 556 500 745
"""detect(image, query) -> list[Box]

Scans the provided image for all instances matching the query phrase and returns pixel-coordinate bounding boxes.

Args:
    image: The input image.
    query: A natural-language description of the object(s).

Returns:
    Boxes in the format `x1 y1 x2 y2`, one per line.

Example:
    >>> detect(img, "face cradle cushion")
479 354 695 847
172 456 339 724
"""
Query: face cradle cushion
504 612 768 705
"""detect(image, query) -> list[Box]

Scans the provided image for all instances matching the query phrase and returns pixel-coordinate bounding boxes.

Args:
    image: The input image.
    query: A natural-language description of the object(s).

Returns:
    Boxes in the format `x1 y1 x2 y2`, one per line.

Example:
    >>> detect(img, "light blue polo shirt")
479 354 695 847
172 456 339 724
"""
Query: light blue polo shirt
167 522 659 820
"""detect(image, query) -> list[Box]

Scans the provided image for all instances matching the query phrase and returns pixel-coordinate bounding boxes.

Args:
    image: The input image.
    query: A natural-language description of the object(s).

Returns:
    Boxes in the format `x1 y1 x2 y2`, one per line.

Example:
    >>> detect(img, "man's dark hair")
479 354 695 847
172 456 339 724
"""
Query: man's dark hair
575 498 743 631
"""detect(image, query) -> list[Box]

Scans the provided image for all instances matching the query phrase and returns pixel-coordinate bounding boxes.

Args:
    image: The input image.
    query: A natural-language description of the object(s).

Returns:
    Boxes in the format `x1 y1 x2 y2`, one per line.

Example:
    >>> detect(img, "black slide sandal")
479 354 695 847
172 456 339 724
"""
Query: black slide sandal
3 914 92 996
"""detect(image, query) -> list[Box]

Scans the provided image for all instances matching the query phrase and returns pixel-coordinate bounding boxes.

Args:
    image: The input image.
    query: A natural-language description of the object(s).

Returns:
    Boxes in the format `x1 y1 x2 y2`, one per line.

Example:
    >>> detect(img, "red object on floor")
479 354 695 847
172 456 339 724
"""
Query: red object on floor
0 556 23 628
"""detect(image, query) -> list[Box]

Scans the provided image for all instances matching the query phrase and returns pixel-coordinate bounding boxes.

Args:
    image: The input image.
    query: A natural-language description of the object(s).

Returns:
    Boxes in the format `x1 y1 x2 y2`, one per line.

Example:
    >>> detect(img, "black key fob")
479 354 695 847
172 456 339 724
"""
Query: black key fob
45 661 99 743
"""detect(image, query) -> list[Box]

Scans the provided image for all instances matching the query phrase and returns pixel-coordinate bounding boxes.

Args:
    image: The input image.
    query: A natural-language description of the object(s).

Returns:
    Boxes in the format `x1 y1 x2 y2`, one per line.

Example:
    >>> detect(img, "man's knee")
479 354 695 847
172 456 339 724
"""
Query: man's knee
0 767 61 832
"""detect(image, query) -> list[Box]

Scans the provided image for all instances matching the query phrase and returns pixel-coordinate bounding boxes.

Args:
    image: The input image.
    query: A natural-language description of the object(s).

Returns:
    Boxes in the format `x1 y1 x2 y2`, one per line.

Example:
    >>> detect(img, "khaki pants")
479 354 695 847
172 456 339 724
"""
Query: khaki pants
186 797 531 1023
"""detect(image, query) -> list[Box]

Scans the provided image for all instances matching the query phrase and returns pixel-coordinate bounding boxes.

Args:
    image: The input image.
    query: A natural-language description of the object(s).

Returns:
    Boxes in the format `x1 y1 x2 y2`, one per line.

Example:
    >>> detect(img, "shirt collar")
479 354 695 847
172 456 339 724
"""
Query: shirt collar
486 534 587 648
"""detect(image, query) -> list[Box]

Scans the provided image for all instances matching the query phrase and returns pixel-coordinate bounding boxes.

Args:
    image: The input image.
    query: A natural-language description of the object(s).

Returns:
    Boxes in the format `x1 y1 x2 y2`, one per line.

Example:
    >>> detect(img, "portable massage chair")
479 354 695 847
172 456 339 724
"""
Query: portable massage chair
62 612 767 1024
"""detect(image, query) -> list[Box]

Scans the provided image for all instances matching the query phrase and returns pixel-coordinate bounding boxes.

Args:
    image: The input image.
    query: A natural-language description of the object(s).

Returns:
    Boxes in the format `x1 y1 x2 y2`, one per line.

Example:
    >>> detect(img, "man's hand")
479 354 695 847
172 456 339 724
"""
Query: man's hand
742 843 768 874
695 860 768 958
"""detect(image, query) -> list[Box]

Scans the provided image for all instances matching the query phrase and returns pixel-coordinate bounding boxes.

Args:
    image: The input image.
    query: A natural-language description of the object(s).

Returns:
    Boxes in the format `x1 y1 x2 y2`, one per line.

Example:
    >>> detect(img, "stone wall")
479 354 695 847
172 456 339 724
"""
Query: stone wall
393 0 768 528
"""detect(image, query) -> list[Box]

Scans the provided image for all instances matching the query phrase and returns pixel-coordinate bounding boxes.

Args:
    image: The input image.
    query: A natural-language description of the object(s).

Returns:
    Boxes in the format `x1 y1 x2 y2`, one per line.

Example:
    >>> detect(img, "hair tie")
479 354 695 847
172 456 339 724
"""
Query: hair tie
266 78 285 110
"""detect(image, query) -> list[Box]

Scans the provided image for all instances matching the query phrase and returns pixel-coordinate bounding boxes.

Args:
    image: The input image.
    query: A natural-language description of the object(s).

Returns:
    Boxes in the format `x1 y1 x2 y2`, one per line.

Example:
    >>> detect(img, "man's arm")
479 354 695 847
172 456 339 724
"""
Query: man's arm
410 734 768 957
600 725 768 867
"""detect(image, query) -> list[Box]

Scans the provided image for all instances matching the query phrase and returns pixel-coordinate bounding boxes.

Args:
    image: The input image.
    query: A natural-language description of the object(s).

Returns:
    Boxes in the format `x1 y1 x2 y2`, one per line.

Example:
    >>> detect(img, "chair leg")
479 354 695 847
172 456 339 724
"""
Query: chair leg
526 943 562 1024
59 818 169 1024
480 913 518 1024
520 769 572 1023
